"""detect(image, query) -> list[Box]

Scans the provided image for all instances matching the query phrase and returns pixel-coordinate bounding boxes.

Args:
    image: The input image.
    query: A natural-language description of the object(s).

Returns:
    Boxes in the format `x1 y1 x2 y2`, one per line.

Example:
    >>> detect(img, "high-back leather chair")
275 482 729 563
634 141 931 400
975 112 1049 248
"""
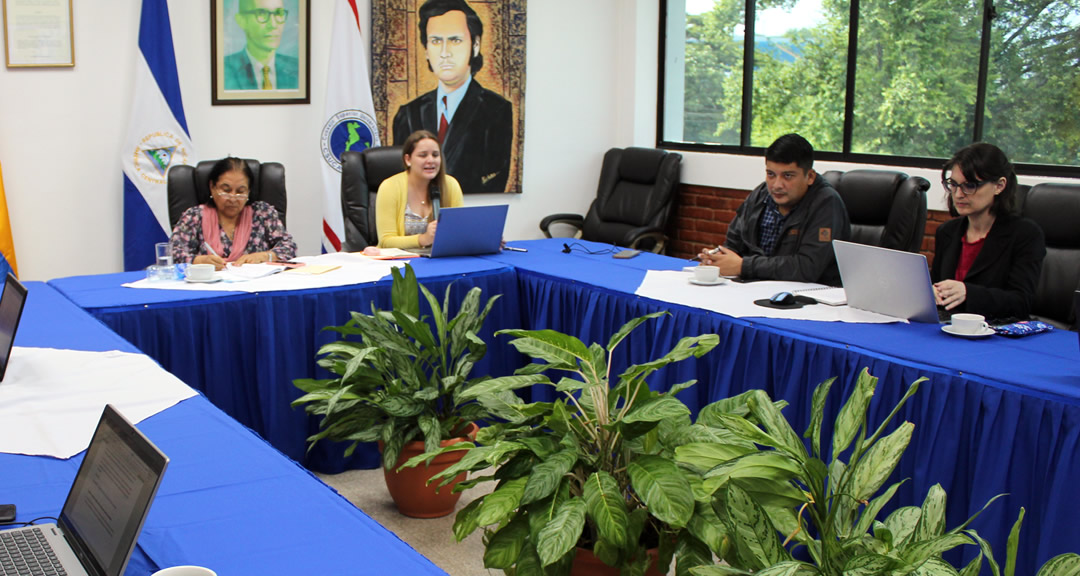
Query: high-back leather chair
340 146 404 252
539 147 682 253
821 169 929 253
1019 183 1080 329
166 159 287 230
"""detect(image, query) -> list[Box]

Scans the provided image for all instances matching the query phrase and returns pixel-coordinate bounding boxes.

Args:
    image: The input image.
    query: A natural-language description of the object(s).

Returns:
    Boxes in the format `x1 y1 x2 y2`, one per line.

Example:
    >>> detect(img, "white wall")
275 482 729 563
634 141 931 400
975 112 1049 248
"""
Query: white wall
0 0 623 281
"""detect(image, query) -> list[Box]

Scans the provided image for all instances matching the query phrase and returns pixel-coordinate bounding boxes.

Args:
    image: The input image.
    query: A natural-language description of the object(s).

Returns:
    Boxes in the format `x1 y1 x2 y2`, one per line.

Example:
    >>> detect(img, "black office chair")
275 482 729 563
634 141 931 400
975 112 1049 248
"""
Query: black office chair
821 169 929 253
1019 183 1080 330
340 146 405 252
166 158 287 230
539 147 682 253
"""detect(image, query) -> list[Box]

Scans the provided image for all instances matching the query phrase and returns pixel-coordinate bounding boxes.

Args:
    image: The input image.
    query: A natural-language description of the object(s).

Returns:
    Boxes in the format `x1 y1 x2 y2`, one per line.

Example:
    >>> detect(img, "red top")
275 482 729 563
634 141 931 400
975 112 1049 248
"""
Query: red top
955 235 986 281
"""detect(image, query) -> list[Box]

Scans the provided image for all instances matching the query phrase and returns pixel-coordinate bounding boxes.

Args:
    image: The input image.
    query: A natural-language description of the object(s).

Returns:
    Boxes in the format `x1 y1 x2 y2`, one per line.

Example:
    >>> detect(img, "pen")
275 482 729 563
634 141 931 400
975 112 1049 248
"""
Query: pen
690 245 722 262
202 241 220 258
503 246 528 253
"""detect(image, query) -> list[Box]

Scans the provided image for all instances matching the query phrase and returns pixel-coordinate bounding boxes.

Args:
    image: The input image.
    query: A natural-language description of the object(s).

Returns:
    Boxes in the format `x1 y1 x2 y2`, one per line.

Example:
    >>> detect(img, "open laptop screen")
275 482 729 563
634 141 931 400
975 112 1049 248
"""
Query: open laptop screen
58 405 169 576
0 273 28 382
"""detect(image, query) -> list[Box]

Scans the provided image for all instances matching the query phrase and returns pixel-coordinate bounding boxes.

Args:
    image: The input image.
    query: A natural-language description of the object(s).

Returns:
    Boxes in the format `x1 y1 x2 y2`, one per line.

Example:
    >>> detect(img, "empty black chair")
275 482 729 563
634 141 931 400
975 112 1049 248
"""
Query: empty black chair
167 158 287 230
821 169 928 253
1020 183 1080 329
340 146 404 252
540 147 682 253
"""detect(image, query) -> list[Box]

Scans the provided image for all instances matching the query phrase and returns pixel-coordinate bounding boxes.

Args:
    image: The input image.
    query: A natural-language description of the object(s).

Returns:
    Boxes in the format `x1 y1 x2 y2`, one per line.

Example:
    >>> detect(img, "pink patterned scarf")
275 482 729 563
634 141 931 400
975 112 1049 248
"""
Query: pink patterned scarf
202 204 254 263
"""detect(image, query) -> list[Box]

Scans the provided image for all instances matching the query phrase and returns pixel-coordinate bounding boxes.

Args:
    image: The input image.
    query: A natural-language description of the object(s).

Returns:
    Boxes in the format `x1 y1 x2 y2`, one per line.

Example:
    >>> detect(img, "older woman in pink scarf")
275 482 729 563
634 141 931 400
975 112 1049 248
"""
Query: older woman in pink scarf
169 157 296 270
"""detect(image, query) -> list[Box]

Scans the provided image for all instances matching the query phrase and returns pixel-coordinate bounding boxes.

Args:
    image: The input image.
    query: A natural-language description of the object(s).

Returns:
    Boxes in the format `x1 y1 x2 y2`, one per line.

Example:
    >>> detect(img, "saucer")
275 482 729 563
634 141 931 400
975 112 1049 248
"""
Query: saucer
184 276 221 284
689 278 726 286
941 324 995 338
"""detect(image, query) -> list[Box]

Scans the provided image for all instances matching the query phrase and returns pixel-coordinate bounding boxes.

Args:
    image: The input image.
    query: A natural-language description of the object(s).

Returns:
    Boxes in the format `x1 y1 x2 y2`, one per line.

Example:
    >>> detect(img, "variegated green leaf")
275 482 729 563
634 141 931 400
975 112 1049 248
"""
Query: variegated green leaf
842 553 901 575
884 506 922 549
913 484 947 544
1035 553 1080 576
689 567 753 576
625 395 692 423
912 556 962 575
451 496 483 541
1006 508 1024 576
756 562 821 576
849 422 913 501
805 377 835 459
686 501 728 556
520 448 576 506
960 552 984 576
675 442 758 473
716 413 785 450
483 514 530 569
628 455 695 528
607 311 669 351
832 368 878 458
853 479 906 536
674 535 714 576
901 534 974 566
966 529 1001 576
746 390 807 460
583 471 629 549
536 498 586 567
495 328 591 368
725 483 790 568
475 476 527 527
456 374 550 400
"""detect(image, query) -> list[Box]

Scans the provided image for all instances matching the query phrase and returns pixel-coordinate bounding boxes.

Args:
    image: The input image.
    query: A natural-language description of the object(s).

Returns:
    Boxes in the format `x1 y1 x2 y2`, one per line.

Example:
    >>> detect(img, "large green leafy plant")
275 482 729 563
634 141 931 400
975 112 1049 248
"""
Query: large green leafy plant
413 311 730 575
679 369 1080 576
292 264 507 469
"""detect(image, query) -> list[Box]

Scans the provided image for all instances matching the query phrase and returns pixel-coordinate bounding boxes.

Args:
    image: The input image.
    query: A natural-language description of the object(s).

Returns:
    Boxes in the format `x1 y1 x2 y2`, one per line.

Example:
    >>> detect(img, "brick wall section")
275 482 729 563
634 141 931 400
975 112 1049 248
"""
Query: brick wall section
668 183 953 268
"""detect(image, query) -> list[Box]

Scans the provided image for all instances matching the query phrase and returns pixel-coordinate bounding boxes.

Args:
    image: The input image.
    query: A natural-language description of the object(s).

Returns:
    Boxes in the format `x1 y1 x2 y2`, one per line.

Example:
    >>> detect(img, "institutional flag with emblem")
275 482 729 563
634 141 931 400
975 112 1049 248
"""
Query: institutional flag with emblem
0 162 17 278
319 0 381 252
121 0 195 270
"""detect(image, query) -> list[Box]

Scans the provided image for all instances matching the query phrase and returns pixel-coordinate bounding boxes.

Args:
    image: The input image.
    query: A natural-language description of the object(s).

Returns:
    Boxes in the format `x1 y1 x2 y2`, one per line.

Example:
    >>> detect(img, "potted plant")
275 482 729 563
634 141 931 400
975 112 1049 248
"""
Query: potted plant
292 264 516 518
678 369 1080 576
411 311 734 575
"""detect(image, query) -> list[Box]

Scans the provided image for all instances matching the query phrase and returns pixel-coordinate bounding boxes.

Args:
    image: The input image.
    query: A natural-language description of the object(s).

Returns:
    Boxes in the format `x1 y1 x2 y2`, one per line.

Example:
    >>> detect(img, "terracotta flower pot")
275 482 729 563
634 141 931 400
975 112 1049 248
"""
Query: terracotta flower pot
571 546 664 576
379 422 478 518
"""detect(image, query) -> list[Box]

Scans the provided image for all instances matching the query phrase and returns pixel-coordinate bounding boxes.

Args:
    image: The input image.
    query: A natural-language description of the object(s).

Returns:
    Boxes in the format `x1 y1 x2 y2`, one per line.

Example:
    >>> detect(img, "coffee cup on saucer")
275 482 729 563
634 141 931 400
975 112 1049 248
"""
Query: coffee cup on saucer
950 313 988 334
186 264 215 282
693 266 720 284
151 567 217 576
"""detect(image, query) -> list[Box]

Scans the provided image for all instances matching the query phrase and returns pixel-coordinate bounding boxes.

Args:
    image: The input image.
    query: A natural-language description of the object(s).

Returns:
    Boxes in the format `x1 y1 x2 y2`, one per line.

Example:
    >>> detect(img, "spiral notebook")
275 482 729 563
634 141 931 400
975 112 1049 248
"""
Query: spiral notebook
795 286 847 306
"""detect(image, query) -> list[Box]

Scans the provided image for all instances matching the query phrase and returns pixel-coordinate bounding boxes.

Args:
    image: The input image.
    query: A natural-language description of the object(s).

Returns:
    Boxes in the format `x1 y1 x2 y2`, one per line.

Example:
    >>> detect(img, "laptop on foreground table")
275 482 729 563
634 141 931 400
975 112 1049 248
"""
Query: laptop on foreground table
833 240 941 323
0 274 28 383
0 405 169 576
412 205 509 258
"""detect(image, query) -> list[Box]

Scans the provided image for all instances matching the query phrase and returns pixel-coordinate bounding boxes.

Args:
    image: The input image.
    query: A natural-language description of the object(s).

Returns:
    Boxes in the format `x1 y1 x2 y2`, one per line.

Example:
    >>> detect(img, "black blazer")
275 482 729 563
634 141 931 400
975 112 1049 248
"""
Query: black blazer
932 213 1046 321
392 79 513 194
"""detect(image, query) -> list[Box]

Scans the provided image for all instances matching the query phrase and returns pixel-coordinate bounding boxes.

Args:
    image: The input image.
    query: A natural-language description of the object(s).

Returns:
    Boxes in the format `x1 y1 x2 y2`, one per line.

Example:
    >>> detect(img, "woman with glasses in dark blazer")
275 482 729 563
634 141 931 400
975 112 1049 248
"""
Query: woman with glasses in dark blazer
932 143 1046 322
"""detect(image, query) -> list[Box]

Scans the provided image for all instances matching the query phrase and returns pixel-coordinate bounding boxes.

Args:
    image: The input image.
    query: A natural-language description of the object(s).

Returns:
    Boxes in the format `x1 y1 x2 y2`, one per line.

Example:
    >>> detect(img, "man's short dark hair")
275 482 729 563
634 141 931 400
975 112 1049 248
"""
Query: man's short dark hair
419 0 484 75
765 134 814 173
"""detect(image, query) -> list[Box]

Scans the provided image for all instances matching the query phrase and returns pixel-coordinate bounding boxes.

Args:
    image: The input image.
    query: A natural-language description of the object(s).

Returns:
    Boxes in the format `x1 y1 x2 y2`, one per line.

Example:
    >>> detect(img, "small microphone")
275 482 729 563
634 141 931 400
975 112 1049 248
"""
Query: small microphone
430 184 442 220
562 243 571 254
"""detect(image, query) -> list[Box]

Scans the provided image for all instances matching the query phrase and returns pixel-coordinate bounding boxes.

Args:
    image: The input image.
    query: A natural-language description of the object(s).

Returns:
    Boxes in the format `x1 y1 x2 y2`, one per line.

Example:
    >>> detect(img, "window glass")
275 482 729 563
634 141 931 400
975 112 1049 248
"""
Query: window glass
983 0 1080 165
750 0 847 150
851 0 982 157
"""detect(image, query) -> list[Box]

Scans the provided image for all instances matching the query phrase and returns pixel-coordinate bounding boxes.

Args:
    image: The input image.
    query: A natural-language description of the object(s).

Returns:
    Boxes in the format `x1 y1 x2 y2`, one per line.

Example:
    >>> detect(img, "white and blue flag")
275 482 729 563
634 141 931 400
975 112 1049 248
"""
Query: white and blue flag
121 0 195 270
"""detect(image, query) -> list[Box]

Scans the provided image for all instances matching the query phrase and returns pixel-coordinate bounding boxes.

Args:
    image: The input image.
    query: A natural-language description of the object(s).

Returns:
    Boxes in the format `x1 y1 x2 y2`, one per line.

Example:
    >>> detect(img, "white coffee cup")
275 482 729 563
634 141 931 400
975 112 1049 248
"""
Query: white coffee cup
151 567 217 576
951 313 988 334
186 263 215 282
693 266 720 283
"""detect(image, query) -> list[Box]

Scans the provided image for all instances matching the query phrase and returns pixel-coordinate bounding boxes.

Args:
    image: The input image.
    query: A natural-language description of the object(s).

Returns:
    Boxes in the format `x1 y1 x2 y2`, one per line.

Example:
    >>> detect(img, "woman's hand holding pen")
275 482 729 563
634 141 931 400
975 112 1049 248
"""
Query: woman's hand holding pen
193 254 225 271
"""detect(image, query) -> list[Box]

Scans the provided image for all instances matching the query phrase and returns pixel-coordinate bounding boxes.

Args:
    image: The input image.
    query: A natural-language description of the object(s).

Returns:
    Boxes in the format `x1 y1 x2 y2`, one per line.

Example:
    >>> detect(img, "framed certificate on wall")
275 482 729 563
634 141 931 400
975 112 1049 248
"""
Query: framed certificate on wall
3 0 75 68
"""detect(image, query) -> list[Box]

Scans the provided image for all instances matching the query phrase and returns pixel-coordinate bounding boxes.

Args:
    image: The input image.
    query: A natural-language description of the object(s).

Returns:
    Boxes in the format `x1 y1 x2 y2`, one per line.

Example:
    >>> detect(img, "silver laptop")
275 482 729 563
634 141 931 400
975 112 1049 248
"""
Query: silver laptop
0 274 28 382
413 205 509 258
832 240 941 323
0 405 169 576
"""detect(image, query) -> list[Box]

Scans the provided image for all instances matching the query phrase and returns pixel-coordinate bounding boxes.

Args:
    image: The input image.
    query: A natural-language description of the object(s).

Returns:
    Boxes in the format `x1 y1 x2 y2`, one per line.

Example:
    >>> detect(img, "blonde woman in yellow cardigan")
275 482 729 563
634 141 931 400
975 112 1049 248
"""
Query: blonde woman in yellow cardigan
375 130 464 249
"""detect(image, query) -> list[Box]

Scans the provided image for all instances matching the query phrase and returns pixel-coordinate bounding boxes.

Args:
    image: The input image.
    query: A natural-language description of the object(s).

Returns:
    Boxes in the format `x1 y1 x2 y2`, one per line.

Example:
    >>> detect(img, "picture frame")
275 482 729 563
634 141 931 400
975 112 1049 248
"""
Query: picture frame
3 0 75 68
211 0 310 105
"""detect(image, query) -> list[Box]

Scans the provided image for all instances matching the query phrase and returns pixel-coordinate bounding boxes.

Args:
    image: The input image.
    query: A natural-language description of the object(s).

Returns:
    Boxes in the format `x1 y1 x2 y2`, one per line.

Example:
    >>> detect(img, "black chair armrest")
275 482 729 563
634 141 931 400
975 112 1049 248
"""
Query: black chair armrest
621 226 668 253
540 214 585 238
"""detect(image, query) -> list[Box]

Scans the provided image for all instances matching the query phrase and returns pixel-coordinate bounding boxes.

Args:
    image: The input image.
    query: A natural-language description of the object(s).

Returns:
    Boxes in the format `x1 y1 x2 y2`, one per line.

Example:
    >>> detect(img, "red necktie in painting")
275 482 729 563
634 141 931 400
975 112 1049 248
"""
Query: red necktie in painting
438 96 448 143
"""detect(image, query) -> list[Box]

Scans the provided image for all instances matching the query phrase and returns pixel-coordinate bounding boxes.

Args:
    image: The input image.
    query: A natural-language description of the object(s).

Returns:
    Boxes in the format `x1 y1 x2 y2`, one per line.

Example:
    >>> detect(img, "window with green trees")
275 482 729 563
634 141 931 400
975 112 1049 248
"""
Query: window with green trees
661 0 1080 171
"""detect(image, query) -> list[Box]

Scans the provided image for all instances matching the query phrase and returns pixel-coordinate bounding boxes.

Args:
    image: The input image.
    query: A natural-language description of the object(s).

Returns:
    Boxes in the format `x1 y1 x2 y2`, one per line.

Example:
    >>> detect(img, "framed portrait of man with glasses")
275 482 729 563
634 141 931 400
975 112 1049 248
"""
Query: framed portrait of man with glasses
211 0 310 105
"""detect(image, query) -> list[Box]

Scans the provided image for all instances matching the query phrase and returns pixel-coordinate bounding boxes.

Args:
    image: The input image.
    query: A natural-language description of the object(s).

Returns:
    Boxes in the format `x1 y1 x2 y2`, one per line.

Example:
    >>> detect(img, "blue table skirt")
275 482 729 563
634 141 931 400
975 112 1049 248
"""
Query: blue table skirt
48 258 524 473
6 283 446 575
481 239 1080 575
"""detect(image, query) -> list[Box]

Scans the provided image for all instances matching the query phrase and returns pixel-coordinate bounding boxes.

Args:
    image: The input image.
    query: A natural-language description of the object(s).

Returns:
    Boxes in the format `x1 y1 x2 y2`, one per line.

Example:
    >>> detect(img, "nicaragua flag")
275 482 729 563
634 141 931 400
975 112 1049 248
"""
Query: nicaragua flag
121 0 195 271
319 0 381 252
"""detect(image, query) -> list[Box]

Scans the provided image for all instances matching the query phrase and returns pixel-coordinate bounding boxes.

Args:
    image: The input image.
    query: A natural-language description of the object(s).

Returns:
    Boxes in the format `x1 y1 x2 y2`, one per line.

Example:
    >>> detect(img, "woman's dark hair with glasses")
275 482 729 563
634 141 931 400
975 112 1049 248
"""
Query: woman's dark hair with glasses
931 143 1045 323
941 142 1019 217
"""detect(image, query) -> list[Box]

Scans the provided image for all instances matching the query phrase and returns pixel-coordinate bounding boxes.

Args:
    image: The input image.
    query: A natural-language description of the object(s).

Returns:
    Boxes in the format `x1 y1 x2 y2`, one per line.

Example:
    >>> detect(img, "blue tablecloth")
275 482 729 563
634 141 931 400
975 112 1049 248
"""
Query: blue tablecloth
481 239 1080 575
2 283 446 575
48 258 523 473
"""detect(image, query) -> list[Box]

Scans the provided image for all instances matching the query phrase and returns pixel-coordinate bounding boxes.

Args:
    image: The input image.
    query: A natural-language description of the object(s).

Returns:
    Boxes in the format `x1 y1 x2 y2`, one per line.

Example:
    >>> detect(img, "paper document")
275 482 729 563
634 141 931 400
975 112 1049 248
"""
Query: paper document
362 248 420 260
224 263 282 280
795 286 847 306
286 265 341 275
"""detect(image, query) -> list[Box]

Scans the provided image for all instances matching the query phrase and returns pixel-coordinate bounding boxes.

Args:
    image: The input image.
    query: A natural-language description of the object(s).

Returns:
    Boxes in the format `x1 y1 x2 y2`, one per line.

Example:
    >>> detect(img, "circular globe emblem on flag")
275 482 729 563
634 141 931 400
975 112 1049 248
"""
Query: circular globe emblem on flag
132 131 189 185
320 109 381 172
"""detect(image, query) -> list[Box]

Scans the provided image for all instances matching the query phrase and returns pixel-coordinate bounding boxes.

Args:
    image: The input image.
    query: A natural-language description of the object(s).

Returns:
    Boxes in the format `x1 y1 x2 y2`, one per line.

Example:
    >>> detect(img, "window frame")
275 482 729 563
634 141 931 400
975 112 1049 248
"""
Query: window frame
656 0 1080 178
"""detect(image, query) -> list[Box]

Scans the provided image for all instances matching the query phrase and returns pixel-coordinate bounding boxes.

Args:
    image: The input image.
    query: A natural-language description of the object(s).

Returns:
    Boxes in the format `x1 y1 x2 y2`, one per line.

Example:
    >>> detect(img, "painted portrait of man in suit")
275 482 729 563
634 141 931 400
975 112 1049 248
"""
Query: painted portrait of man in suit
224 0 299 91
392 0 514 194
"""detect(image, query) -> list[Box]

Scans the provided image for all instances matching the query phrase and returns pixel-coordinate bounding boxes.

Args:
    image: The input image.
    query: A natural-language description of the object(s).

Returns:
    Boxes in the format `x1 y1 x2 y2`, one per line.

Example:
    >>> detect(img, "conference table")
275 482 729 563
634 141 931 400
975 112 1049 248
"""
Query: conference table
48 257 524 473
48 239 1080 574
1 282 446 575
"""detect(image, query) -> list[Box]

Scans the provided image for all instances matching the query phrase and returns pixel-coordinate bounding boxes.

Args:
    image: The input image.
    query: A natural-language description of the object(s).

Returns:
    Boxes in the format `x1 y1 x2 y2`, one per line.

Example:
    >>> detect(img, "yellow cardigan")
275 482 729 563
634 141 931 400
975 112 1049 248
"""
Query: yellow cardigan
375 171 465 248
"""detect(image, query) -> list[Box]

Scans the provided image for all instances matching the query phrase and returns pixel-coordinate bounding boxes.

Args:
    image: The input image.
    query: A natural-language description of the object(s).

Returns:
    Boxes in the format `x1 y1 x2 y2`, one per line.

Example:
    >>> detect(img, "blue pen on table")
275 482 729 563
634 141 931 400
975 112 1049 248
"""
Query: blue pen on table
202 242 220 258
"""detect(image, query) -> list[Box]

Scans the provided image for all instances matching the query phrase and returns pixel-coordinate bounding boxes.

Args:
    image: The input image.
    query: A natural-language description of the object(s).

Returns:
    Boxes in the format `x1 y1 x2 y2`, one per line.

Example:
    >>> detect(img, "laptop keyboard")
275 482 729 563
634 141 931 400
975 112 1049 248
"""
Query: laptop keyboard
0 527 68 575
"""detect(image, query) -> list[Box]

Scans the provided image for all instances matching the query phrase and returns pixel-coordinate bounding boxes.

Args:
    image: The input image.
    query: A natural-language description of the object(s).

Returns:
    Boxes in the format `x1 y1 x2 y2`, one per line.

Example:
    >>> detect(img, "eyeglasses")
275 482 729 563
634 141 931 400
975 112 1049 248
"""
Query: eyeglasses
240 8 288 24
213 189 249 199
942 178 992 196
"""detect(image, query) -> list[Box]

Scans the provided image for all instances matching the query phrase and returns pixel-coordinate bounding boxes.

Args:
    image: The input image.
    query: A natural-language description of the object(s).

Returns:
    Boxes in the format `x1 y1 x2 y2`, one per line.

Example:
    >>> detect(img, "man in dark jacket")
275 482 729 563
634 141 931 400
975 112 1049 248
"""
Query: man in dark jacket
699 134 850 285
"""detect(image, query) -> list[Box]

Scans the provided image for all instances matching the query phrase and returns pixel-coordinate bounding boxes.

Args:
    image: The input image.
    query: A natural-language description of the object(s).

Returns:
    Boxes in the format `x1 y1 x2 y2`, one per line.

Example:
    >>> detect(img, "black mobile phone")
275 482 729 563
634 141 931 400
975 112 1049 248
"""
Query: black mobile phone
613 250 641 259
0 504 15 523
